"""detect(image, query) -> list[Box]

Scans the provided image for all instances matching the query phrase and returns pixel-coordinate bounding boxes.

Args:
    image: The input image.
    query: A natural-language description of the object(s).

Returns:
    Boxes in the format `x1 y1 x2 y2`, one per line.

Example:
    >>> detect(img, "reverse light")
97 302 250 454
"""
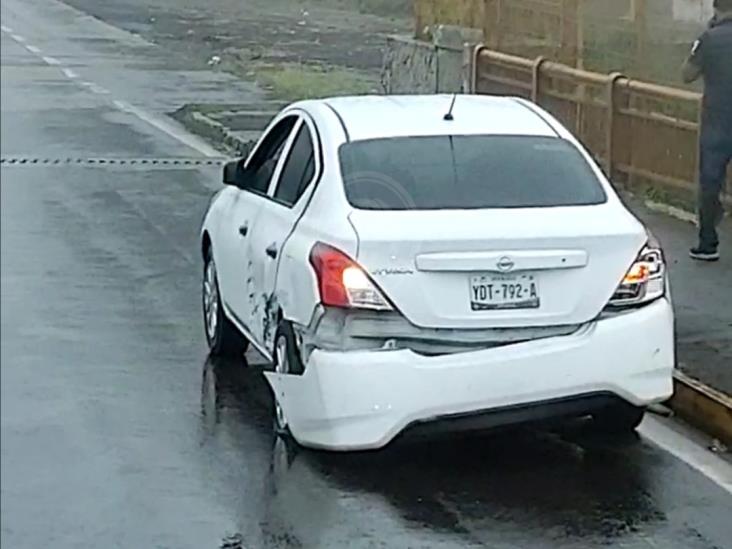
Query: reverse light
309 243 393 310
607 243 665 308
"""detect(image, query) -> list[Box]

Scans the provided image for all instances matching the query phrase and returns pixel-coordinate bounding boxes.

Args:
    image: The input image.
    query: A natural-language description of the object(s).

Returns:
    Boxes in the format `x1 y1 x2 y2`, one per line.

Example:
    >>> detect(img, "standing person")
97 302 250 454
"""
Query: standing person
682 0 732 262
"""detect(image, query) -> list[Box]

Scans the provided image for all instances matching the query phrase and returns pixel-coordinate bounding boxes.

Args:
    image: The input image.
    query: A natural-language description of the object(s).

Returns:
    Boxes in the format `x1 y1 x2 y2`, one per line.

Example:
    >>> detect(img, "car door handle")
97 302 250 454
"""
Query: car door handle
238 224 248 237
265 243 278 259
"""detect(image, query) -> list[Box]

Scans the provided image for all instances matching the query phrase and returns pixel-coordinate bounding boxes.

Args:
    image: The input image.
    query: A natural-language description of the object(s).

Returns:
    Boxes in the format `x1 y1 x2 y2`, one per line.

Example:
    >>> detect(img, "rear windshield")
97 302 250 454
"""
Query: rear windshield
338 135 607 210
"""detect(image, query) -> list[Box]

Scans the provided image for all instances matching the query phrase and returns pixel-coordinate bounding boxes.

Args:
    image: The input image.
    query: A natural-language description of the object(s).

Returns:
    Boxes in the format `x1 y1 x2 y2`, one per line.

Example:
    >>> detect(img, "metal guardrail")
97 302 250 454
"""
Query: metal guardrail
470 46 732 205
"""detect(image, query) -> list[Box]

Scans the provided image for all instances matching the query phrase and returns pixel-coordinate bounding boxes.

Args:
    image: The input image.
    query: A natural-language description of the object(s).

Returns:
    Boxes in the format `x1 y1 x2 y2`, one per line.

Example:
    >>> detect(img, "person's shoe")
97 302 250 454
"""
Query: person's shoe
689 246 720 261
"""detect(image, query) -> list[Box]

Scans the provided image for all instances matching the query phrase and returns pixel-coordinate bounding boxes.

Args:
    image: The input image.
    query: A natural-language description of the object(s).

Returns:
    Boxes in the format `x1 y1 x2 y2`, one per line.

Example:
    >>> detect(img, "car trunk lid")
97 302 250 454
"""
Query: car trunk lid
348 206 646 329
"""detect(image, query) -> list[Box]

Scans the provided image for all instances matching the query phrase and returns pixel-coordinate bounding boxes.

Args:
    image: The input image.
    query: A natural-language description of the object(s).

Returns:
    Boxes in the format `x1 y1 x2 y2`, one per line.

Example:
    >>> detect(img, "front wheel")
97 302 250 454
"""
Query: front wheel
202 250 249 357
592 402 645 435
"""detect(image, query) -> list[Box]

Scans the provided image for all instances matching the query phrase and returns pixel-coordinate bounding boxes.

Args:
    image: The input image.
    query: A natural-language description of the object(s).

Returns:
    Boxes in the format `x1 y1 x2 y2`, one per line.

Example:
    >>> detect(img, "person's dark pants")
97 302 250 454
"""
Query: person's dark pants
698 115 732 250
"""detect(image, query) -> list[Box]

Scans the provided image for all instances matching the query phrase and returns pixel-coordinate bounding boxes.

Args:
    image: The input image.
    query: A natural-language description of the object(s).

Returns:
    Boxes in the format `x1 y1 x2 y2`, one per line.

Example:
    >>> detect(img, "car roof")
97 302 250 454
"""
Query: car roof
309 94 558 142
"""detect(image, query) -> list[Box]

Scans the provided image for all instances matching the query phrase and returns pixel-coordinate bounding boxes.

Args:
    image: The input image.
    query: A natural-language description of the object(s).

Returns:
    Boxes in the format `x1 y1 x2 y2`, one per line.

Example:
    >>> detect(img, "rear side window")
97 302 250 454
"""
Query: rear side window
274 124 316 207
339 136 607 210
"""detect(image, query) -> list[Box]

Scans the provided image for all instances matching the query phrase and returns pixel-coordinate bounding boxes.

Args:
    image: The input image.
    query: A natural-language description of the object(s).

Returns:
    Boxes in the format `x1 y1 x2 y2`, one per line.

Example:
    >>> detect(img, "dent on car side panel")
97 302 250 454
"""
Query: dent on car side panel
258 292 280 351
249 244 313 353
272 159 359 333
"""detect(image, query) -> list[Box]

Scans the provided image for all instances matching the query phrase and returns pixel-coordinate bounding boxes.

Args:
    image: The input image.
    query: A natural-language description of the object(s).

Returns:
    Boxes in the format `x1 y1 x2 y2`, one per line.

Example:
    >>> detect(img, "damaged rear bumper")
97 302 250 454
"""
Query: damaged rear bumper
264 299 674 451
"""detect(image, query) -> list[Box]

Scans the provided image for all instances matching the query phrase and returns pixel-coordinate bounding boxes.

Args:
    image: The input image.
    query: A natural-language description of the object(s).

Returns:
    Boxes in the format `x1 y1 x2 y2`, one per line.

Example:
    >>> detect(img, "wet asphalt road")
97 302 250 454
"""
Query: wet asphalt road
1 1 732 548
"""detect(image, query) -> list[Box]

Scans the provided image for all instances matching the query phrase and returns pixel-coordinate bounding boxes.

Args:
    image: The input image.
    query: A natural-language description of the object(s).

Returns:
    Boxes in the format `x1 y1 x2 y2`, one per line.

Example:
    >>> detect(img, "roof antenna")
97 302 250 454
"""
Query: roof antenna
443 94 458 121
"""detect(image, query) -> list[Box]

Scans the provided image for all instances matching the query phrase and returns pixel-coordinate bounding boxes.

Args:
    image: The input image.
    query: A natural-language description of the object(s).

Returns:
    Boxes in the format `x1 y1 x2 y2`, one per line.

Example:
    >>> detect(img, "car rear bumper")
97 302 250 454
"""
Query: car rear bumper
264 298 674 451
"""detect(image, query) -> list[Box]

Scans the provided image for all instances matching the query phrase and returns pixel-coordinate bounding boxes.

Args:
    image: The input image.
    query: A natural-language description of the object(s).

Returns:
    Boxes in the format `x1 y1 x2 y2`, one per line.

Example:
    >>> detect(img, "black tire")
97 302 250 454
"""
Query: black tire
272 320 304 436
592 402 645 435
202 249 249 357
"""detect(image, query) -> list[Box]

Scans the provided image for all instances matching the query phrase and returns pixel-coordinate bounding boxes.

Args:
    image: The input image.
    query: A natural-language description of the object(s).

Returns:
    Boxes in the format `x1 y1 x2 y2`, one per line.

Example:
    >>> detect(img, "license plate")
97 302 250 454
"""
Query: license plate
470 274 540 311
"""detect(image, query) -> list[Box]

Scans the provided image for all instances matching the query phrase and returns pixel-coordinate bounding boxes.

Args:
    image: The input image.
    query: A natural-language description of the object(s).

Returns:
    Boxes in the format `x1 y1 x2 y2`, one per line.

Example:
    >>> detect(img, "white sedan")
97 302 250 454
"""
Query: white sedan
200 95 674 451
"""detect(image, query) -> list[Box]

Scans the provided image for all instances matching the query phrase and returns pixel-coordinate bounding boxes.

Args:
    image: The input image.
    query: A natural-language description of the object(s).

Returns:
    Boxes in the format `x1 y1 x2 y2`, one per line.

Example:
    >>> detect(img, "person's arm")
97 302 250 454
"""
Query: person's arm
682 37 705 84
682 56 702 83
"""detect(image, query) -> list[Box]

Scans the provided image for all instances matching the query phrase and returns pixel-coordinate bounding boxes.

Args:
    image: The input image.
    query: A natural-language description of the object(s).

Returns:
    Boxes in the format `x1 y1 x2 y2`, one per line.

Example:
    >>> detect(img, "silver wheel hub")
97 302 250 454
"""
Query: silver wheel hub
203 260 219 340
274 335 289 430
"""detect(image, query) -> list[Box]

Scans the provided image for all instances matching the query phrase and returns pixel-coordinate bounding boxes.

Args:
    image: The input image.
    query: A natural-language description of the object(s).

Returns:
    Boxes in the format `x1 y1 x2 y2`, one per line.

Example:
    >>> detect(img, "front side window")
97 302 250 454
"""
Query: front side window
246 116 298 194
274 123 316 207
339 135 607 210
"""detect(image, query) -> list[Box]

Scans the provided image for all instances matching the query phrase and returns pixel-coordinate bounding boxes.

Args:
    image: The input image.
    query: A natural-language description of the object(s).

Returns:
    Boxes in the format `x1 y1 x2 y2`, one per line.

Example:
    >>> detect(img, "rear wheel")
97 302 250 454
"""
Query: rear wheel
272 321 304 436
592 402 645 434
202 249 249 357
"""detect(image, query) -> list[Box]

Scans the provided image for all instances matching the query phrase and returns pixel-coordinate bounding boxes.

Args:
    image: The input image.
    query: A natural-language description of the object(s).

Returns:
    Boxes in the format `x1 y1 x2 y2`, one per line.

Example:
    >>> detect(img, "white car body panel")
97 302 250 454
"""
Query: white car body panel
200 94 675 451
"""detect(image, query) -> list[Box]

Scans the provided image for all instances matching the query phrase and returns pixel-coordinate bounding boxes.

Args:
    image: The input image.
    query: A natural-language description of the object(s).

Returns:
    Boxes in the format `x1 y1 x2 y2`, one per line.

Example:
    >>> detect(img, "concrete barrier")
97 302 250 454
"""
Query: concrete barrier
169 104 261 156
670 371 732 446
381 34 466 94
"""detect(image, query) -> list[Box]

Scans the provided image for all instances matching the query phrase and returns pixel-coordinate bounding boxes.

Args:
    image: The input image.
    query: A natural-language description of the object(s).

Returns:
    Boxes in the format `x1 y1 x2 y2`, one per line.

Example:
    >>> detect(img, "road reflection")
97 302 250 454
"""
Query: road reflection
200 356 663 548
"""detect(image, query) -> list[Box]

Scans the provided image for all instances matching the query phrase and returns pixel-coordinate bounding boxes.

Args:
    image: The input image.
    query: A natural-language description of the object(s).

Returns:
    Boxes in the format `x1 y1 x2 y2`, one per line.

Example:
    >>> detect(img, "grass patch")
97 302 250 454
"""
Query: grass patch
308 0 412 17
355 0 412 16
642 182 697 213
255 64 376 101
614 177 698 213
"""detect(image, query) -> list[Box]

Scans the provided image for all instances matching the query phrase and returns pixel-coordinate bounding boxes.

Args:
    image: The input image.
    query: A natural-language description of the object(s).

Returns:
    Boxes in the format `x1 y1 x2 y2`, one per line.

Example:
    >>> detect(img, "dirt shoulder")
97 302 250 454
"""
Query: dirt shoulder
59 0 411 100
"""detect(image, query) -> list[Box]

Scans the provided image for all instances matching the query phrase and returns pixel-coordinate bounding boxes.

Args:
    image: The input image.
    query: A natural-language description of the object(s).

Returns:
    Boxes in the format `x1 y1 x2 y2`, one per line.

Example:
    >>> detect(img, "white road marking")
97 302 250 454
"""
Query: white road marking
80 81 110 94
1 25 14 33
5 23 222 159
112 100 220 158
61 67 78 79
640 416 732 495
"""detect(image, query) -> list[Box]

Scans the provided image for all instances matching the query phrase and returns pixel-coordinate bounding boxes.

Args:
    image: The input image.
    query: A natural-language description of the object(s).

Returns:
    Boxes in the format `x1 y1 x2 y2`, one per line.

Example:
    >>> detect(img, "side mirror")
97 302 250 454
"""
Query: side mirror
223 160 244 187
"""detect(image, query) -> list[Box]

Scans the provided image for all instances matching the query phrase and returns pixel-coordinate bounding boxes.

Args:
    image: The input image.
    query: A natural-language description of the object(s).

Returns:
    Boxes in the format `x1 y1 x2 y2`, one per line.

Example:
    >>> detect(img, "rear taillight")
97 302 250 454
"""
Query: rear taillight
607 241 666 309
309 243 393 310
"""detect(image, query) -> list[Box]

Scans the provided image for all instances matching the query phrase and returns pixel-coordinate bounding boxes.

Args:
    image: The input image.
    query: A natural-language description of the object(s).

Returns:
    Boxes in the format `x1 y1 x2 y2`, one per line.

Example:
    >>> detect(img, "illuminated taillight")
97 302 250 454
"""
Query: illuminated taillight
309 243 393 310
607 242 665 309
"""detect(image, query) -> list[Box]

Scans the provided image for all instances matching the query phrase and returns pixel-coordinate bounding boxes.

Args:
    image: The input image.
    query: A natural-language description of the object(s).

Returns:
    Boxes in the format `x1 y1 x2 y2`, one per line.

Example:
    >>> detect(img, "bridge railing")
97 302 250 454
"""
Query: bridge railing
469 46 731 205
